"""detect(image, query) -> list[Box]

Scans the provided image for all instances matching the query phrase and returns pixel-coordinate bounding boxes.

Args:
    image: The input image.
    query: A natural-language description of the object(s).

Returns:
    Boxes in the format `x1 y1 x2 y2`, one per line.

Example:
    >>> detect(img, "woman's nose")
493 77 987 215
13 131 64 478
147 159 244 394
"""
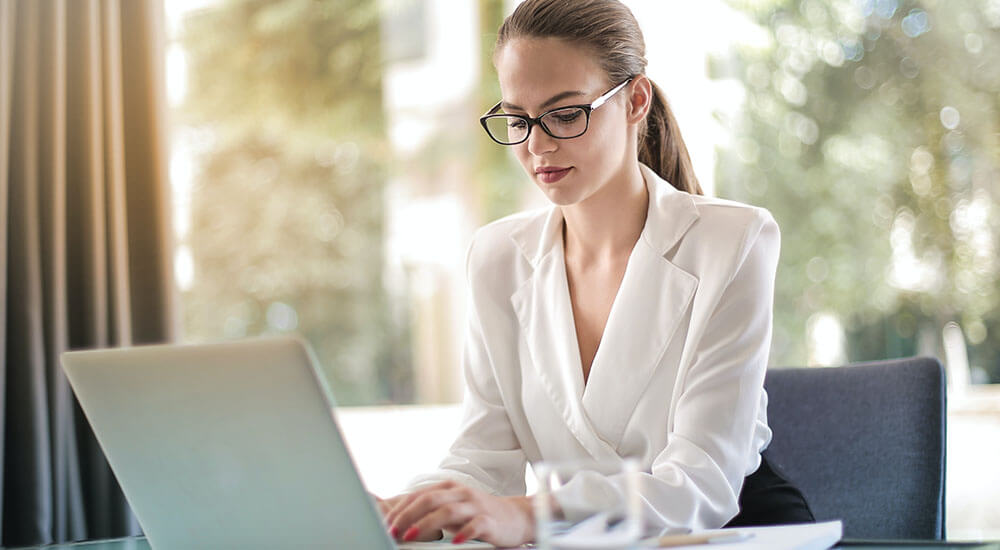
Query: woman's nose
526 126 557 156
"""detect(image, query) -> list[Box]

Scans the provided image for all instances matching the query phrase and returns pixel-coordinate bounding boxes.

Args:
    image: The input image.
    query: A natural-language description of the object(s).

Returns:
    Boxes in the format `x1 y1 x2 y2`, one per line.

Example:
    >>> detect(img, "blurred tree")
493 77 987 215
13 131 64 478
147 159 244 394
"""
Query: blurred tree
179 0 413 405
716 0 1000 379
478 0 526 221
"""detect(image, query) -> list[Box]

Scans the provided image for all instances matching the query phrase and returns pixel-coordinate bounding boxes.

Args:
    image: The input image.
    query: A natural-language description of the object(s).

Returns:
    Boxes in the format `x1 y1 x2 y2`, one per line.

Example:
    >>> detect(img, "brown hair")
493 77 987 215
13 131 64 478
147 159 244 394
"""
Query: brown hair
494 0 703 195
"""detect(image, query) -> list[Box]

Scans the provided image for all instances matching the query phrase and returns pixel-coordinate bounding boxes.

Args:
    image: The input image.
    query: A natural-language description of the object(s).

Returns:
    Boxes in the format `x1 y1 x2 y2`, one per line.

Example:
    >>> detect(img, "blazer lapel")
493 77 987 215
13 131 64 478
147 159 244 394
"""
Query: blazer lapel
580 239 698 449
581 165 701 450
510 209 619 461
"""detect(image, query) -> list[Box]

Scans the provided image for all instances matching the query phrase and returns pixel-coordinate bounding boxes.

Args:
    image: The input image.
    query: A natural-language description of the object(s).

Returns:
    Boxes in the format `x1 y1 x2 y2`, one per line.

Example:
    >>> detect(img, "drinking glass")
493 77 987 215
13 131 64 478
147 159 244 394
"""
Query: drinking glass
532 458 642 550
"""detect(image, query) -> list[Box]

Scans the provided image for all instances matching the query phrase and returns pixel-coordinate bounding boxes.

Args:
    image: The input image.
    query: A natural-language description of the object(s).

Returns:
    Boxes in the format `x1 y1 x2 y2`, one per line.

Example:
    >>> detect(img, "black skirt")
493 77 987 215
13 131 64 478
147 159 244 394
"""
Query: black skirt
724 452 815 527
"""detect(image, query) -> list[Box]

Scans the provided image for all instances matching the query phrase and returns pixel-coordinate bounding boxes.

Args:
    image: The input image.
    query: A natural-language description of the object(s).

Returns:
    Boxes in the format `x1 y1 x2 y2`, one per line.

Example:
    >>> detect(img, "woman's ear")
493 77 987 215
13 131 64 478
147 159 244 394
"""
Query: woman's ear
625 75 652 125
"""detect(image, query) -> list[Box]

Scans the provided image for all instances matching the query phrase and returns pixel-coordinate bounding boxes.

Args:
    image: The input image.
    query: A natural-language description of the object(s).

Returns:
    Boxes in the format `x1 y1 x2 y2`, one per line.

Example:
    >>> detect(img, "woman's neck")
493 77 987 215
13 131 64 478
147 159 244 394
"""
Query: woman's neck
561 162 648 267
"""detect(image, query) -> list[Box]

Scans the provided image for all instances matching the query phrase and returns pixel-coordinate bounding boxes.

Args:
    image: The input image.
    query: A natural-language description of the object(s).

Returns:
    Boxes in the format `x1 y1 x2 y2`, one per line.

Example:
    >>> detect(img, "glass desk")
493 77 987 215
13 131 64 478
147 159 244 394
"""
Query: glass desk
5 537 1000 550
4 538 150 550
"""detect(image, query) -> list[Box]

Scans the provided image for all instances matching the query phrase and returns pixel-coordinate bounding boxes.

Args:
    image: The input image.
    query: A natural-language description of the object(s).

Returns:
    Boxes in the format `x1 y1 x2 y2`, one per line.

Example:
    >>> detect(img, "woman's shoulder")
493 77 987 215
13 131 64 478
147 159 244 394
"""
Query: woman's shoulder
465 206 551 275
687 194 778 244
655 190 779 278
644 165 777 253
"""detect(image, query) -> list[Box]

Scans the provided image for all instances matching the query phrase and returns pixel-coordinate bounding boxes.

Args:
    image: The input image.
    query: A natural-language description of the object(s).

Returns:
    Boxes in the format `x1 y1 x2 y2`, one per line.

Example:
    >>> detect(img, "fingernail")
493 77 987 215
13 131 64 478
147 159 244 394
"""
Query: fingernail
403 526 419 542
452 534 467 544
389 526 398 538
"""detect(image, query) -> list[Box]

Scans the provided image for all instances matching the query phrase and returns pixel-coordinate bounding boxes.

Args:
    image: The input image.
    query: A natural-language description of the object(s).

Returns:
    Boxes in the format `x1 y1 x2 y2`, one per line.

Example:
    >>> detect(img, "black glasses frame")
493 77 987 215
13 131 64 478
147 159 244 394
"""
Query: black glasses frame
479 78 633 145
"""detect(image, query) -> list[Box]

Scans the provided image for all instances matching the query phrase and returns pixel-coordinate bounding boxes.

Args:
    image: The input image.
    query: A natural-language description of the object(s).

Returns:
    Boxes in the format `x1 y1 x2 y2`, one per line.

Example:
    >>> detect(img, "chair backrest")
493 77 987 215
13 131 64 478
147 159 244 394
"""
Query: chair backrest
763 357 946 540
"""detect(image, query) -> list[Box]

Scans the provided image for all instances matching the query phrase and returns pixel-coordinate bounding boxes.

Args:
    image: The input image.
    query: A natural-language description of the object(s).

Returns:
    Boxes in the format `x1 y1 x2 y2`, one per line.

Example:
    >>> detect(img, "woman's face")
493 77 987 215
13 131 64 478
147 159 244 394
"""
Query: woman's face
494 37 636 207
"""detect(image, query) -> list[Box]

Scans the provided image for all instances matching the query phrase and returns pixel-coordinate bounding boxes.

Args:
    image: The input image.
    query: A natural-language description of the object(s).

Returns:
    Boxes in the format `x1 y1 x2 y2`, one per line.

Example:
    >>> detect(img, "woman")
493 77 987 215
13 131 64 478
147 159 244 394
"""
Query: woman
379 0 813 546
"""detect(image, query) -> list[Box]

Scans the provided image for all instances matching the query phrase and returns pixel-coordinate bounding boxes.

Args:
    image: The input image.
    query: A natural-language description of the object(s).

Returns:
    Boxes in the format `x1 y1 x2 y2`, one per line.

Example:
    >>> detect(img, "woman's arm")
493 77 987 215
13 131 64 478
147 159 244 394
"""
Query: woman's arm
402 232 528 497
383 232 531 544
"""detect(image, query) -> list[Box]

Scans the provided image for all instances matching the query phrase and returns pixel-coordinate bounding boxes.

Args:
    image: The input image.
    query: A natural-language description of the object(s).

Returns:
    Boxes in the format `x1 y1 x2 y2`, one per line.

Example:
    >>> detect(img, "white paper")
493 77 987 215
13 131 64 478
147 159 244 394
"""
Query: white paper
640 520 843 550
546 511 642 550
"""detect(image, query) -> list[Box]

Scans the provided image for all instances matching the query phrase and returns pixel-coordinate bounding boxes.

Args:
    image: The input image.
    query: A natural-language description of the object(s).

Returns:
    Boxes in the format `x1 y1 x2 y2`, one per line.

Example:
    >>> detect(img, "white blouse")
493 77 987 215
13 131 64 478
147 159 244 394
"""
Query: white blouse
407 163 780 531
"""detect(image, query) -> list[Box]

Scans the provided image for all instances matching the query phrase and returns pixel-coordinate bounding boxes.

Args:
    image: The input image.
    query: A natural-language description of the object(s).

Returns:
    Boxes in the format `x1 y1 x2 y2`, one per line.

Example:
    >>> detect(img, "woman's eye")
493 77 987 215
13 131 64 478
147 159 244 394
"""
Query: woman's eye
508 119 527 129
554 111 581 123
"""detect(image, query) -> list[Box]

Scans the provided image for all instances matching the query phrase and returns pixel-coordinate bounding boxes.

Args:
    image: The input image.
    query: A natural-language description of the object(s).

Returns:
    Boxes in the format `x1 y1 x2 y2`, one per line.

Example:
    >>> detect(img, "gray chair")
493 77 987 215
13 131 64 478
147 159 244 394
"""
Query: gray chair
762 357 946 540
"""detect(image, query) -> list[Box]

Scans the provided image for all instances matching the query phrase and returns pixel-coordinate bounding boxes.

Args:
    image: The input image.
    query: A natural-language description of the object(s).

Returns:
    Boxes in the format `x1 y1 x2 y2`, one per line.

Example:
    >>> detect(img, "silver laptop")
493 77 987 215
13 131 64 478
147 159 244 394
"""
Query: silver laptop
61 336 492 549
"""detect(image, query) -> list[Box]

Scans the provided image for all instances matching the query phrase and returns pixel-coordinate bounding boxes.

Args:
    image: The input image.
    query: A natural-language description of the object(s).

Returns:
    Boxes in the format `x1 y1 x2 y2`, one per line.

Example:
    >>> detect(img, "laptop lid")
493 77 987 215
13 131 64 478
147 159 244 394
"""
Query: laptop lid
61 336 396 549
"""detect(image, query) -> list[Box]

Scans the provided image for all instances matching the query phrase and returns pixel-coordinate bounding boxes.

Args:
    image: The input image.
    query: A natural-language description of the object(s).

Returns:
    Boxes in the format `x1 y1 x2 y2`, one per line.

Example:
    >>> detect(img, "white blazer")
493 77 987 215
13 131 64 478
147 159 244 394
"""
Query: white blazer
407 163 780 531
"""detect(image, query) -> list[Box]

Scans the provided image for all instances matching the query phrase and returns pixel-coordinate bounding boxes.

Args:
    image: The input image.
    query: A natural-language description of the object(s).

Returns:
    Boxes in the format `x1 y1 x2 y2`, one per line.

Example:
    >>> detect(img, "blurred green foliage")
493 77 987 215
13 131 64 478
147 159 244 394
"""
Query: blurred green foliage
716 0 1000 378
180 0 412 405
478 0 526 222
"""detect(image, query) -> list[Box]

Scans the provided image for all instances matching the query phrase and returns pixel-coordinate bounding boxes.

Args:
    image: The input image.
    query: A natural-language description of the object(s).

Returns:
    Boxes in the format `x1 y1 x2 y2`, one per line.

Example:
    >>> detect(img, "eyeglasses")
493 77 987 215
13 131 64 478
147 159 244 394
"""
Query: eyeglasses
479 78 633 145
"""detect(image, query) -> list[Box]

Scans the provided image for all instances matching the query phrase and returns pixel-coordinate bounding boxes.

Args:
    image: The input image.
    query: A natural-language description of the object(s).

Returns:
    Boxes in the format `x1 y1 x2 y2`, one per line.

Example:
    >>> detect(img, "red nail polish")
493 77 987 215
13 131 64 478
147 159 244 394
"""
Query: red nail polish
403 526 419 542
452 534 467 544
389 526 398 538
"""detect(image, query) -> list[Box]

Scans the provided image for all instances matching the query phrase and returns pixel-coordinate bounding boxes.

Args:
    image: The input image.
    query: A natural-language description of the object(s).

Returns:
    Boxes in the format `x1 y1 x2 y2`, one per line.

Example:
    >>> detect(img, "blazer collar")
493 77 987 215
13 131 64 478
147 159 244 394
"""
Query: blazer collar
509 163 700 266
637 163 701 256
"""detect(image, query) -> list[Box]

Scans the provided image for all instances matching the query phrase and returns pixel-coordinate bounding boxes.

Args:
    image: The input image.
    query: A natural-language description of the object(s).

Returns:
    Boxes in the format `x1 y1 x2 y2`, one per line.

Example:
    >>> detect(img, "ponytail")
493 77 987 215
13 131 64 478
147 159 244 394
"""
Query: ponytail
639 80 702 195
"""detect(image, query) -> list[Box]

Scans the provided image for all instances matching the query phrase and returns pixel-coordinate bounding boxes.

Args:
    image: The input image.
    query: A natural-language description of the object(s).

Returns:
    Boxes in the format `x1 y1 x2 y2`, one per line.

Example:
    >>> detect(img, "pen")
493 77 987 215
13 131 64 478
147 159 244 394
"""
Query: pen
644 530 754 547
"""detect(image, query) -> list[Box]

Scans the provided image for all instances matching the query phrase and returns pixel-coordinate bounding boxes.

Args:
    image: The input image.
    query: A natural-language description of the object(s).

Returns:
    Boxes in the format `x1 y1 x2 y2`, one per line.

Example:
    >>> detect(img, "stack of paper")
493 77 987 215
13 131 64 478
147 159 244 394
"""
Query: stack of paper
639 520 843 550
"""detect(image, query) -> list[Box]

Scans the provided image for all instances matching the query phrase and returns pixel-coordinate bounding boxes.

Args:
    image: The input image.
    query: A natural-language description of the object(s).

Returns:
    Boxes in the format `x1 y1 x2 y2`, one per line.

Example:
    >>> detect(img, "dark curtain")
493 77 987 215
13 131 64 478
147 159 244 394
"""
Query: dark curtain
1 0 177 545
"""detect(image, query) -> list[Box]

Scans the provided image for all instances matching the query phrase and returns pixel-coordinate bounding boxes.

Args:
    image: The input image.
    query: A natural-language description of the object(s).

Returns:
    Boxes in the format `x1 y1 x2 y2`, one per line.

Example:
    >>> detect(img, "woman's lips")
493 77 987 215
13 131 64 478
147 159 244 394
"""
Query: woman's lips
536 167 572 184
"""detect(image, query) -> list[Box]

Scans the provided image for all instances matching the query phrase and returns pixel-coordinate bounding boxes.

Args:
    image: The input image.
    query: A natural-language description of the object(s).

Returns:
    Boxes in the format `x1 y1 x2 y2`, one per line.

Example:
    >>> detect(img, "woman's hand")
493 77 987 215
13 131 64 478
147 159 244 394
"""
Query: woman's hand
383 481 535 546
373 493 406 518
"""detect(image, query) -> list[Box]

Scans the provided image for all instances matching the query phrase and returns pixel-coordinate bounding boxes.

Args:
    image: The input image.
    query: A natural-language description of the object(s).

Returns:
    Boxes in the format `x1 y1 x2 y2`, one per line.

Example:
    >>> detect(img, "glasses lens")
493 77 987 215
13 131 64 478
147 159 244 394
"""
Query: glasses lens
540 107 588 138
485 115 529 144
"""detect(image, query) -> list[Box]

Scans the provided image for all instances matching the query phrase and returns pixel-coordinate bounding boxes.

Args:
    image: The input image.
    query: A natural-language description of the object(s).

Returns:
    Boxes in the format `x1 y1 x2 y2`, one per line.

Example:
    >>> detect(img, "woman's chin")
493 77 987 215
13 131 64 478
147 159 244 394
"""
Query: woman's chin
532 176 576 205
538 186 581 207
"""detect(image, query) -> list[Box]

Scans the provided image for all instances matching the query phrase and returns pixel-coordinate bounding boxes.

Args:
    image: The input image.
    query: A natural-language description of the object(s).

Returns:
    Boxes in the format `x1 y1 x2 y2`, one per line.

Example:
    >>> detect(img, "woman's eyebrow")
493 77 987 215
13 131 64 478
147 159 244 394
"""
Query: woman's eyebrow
501 90 586 112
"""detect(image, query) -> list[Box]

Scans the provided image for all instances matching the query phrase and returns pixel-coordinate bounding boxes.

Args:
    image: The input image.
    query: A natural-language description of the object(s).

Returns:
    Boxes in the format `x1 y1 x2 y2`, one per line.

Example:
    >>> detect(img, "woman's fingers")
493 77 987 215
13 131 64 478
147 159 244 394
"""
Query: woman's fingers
376 498 392 518
385 485 456 527
383 487 429 527
383 487 534 547
402 526 445 542
450 514 491 545
383 481 457 526
387 483 470 540
374 494 408 524
403 501 477 541
454 496 534 547
400 501 477 542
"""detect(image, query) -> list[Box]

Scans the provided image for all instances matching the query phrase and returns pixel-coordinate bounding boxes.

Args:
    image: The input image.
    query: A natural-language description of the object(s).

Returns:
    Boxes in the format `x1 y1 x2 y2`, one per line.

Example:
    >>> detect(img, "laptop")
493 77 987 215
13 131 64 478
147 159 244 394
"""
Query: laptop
61 336 492 549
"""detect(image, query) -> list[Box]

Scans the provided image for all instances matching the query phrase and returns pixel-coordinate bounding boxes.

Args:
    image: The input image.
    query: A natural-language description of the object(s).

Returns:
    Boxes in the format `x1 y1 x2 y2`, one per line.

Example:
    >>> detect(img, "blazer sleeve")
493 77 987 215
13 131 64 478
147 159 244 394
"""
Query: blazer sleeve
553 210 780 530
404 233 528 496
